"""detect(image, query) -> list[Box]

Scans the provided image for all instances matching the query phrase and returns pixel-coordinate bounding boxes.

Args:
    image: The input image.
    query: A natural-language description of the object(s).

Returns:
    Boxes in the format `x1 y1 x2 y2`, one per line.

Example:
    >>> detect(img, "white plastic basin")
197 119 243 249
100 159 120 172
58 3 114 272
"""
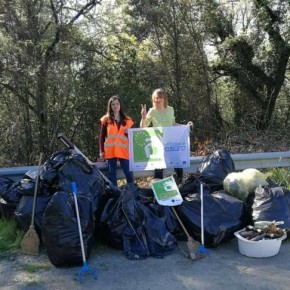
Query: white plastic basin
234 228 287 258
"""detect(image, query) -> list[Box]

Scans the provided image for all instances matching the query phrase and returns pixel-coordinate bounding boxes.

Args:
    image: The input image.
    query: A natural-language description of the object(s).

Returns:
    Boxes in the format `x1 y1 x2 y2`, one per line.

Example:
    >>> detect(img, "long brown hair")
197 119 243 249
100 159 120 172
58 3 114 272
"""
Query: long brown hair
105 95 128 125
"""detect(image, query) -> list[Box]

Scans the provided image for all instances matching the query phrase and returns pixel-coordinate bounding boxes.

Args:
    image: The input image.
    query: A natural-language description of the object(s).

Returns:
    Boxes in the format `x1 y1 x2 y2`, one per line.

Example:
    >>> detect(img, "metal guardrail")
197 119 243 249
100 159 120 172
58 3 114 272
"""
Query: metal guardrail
1 151 290 181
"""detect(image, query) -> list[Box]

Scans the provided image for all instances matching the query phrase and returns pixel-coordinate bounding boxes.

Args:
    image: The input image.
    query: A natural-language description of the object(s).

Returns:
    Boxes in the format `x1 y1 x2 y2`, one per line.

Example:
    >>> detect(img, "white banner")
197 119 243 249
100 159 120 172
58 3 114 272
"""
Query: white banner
128 125 190 171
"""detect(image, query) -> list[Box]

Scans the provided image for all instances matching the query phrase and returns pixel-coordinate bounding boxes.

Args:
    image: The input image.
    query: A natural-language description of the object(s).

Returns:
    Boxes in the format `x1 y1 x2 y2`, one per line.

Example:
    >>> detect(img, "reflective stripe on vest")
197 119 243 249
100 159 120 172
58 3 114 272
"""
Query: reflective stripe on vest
105 134 128 142
104 141 128 149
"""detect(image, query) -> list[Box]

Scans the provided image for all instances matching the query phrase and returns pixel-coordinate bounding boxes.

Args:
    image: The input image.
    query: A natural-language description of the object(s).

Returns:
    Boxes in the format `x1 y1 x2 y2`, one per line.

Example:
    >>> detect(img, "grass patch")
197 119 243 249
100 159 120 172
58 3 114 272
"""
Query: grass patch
267 168 290 189
0 218 24 253
21 264 52 273
25 280 43 287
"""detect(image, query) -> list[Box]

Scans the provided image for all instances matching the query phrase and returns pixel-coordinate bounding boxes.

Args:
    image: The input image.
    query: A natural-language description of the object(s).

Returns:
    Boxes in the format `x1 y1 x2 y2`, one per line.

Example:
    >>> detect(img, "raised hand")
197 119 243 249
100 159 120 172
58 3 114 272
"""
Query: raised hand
141 104 147 119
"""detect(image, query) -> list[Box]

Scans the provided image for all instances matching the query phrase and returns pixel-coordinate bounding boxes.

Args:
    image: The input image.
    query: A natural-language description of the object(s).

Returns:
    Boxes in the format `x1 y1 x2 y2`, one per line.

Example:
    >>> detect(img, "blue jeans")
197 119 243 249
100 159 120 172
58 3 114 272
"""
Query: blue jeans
107 158 134 186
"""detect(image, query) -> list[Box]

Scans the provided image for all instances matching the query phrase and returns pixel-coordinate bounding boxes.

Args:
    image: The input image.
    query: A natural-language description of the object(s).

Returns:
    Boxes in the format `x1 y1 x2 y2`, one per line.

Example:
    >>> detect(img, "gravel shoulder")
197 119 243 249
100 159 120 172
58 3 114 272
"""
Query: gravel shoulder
1 237 290 290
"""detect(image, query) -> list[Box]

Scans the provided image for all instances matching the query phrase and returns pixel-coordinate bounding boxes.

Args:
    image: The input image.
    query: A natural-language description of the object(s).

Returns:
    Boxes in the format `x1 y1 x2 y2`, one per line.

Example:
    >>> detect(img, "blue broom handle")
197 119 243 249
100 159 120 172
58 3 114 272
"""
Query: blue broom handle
71 182 86 263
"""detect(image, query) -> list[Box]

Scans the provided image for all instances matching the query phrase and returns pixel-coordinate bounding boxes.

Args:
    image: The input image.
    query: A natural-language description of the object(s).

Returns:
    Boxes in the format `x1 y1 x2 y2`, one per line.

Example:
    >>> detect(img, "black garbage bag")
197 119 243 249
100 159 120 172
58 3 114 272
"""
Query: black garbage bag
14 194 52 233
99 185 144 250
178 175 199 196
135 187 155 205
141 188 181 239
121 189 150 259
42 190 95 267
98 184 153 248
197 149 235 191
0 177 15 196
17 155 59 198
247 186 290 229
0 180 22 219
58 153 92 191
178 189 245 247
0 199 18 219
150 204 185 240
122 188 176 259
18 168 44 196
95 182 122 232
41 150 71 186
99 188 125 249
100 186 177 259
0 180 22 203
18 178 36 196
58 155 105 215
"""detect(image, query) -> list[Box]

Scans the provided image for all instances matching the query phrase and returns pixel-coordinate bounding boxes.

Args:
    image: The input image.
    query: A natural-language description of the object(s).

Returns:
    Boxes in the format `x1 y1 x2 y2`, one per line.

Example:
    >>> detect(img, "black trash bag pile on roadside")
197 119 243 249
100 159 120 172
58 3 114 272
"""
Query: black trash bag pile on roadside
42 190 95 266
245 186 290 228
13 150 70 231
14 150 105 238
4 145 284 263
177 187 245 247
13 150 105 267
0 148 108 267
100 185 177 260
197 149 235 191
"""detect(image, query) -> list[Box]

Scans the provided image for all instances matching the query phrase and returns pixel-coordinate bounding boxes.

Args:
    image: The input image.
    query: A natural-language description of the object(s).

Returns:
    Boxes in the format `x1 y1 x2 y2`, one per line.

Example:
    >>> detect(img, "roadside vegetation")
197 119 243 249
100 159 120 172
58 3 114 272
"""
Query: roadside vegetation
21 263 52 273
0 218 24 256
268 168 290 189
0 0 290 166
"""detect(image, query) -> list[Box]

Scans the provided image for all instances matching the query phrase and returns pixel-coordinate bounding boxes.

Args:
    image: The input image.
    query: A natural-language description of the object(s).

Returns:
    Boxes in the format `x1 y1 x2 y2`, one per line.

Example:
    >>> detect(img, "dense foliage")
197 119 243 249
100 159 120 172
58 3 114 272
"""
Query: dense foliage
0 0 290 165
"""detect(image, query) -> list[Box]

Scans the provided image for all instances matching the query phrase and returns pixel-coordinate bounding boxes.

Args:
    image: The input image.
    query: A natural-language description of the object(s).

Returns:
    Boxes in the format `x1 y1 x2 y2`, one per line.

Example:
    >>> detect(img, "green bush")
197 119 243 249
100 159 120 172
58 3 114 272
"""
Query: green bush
0 218 24 253
267 168 290 189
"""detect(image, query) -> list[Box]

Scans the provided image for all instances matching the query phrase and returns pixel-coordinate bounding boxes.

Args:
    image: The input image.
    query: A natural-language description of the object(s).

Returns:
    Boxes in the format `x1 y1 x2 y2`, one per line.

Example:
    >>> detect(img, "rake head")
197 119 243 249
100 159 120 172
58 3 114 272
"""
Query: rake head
77 262 98 283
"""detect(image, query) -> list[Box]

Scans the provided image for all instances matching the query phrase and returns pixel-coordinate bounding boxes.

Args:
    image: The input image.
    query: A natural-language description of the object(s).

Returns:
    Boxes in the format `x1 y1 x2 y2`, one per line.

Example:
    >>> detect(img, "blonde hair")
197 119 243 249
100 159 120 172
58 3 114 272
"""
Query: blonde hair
151 88 168 108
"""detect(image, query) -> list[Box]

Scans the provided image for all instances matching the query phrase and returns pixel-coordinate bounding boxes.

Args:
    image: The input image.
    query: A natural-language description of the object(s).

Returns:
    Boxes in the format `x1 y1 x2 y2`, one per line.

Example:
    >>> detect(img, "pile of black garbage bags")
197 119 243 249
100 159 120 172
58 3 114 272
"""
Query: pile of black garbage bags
1 149 290 267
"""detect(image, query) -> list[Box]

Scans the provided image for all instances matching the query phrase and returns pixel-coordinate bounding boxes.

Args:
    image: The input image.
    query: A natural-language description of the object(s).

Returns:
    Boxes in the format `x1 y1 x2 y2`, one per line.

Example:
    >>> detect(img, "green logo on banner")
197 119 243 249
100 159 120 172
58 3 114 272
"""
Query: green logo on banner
133 129 163 162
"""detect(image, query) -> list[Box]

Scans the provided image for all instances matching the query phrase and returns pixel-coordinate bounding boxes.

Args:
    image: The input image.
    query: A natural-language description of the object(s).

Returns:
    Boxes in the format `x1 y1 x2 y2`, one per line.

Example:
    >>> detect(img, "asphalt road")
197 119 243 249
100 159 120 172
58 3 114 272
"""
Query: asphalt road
1 237 290 290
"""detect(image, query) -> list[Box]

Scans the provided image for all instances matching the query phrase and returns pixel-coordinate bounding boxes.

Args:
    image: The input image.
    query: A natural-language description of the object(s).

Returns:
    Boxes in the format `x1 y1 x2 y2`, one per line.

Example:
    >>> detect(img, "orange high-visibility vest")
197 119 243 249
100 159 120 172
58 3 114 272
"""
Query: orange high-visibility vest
100 116 134 160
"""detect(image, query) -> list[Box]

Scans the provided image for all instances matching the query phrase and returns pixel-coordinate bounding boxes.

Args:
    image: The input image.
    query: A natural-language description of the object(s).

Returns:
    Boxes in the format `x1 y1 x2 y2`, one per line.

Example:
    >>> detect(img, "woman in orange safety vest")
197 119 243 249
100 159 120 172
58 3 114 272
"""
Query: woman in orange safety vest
99 96 134 186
